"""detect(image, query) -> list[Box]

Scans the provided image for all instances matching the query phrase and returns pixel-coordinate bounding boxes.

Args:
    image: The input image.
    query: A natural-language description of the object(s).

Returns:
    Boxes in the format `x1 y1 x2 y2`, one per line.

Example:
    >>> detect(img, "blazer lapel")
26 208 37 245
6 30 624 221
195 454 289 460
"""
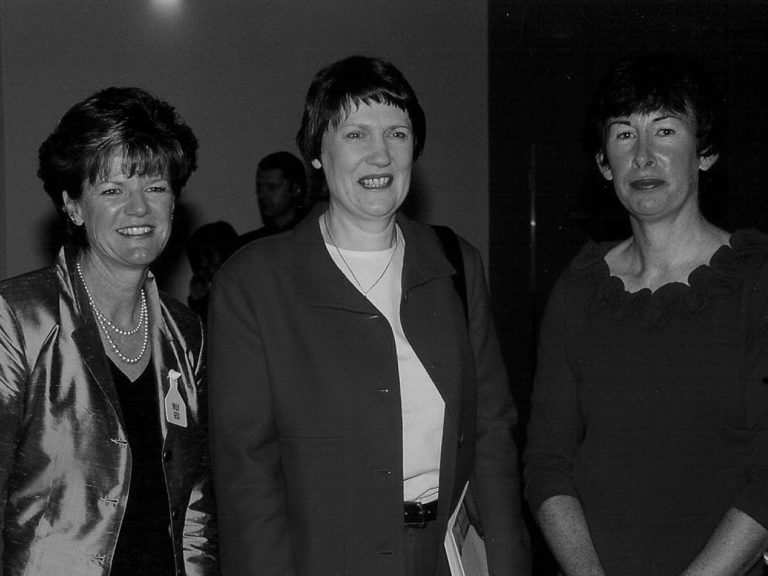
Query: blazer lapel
397 216 463 414
291 212 379 315
146 278 192 441
59 247 126 428
71 321 125 426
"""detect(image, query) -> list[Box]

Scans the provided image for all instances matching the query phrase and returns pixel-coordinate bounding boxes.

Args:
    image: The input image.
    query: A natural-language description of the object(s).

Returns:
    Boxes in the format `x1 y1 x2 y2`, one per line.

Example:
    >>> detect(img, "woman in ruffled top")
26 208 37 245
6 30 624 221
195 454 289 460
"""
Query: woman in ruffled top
525 55 768 576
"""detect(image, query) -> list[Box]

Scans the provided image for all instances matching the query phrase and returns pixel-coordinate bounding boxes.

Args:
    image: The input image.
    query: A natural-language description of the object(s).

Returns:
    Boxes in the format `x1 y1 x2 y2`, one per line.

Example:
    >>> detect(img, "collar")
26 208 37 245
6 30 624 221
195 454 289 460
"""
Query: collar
290 206 457 311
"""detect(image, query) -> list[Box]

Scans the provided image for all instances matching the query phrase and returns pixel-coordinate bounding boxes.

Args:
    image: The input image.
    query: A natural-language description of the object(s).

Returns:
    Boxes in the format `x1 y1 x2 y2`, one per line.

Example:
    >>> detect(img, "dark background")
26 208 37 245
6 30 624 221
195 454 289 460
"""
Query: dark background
489 2 768 572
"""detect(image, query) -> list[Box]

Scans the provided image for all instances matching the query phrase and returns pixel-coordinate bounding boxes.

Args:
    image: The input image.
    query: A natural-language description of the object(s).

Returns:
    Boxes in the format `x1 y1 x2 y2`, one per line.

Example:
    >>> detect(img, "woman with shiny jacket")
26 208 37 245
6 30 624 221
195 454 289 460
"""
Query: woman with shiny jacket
0 87 219 576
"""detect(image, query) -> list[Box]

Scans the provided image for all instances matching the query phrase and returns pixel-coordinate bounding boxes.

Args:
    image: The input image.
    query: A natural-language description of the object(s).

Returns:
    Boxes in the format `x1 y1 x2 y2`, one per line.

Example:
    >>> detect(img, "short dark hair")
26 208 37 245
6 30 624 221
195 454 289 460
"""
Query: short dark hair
38 86 198 212
257 151 306 190
588 55 724 161
296 55 426 165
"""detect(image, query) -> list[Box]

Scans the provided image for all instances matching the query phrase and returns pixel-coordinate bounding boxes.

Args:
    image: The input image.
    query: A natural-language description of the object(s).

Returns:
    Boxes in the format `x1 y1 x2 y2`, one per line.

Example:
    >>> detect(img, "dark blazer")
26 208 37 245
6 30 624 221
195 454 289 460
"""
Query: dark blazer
0 247 219 576
208 210 530 576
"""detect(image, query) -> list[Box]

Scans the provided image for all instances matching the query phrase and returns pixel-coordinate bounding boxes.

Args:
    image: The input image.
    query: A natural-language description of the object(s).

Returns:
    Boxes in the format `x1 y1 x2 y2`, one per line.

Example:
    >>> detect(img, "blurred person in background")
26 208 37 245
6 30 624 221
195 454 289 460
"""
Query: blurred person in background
239 150 308 245
187 220 240 321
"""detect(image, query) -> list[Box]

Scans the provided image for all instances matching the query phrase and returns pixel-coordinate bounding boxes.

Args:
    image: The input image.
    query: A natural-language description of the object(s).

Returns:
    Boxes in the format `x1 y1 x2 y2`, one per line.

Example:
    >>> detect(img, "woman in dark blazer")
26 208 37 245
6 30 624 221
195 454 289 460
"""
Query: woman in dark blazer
208 55 530 576
0 87 218 576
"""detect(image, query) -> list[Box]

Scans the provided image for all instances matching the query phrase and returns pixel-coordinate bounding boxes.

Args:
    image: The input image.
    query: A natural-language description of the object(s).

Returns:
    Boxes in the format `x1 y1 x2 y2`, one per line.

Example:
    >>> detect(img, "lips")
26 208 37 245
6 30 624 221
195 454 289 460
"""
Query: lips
630 178 665 190
117 226 153 236
358 175 393 189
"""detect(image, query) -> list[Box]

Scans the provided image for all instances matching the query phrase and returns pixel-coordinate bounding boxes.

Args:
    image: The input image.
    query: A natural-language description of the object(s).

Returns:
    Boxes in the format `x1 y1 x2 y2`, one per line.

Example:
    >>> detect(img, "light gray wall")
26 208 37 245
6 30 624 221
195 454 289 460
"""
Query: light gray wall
0 0 488 299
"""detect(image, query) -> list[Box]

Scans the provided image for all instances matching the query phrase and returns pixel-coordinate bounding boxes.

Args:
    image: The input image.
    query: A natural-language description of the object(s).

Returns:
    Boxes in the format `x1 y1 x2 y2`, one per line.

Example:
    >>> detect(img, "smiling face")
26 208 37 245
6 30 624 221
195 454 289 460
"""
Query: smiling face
64 154 175 272
312 101 413 228
598 109 717 223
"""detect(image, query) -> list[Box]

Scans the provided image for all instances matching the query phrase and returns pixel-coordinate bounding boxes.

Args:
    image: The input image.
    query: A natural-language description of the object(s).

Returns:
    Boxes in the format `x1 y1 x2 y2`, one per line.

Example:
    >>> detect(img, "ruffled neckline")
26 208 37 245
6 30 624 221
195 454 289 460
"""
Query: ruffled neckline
572 229 768 327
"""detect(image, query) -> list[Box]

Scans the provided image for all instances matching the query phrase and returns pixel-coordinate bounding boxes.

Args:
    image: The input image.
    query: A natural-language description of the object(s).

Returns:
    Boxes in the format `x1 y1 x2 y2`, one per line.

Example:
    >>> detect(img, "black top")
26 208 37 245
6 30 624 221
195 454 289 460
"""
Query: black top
110 360 176 576
525 229 768 576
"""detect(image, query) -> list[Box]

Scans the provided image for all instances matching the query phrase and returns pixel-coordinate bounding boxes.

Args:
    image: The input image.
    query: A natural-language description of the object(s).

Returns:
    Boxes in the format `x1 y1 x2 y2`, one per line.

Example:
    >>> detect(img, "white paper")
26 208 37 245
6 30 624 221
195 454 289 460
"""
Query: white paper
444 483 489 576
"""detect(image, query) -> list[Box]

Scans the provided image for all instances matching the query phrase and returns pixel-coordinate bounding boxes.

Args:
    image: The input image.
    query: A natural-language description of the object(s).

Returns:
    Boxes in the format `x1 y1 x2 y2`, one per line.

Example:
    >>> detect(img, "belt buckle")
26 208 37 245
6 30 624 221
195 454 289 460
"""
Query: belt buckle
405 501 427 528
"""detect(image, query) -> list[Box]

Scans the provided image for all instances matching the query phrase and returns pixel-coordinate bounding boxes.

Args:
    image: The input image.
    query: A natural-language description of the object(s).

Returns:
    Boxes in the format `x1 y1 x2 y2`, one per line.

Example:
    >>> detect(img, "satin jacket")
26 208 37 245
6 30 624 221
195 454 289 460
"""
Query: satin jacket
0 247 219 576
208 210 530 576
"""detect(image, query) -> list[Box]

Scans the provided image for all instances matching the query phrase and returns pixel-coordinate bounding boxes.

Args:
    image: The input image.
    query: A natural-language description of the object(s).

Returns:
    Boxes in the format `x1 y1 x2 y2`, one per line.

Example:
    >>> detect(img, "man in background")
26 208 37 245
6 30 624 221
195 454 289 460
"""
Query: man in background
240 151 307 245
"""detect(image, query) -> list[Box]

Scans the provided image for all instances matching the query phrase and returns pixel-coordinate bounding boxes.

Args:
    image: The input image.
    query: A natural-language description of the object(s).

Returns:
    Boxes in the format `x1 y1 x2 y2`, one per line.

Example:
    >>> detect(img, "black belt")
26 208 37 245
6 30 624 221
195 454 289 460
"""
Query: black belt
404 500 438 528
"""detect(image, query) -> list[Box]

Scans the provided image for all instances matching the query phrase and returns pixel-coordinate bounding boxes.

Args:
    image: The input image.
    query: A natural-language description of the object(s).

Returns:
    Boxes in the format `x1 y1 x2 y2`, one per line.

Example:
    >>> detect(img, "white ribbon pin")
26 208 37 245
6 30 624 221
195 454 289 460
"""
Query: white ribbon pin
164 369 188 428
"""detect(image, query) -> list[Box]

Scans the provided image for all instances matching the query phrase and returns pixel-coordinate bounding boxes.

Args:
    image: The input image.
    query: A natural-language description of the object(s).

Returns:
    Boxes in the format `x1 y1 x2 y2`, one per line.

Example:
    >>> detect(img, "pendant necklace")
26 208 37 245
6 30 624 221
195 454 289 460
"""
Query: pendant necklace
76 259 149 364
324 212 398 297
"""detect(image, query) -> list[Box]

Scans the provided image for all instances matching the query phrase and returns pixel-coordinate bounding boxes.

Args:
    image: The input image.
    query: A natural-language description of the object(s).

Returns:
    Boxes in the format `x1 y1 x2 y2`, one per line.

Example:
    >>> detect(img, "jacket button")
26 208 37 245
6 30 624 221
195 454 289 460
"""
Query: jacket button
172 509 179 520
163 450 172 462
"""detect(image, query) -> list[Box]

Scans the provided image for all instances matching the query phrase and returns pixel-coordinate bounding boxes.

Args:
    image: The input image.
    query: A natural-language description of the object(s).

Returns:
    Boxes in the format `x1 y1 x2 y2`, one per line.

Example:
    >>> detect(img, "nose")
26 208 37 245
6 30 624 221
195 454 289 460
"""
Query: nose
633 134 656 168
125 189 149 216
366 136 392 167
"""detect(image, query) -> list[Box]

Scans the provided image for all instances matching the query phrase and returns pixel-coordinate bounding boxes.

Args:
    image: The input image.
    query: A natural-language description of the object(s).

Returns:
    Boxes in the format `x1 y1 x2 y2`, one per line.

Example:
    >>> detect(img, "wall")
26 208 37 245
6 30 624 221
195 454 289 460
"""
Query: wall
0 0 488 299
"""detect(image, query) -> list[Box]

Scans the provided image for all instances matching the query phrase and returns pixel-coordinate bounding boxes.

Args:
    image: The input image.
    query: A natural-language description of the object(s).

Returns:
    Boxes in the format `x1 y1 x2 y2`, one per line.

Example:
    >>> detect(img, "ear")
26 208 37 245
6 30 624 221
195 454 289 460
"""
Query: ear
62 191 84 226
311 159 322 170
595 153 613 181
699 153 719 172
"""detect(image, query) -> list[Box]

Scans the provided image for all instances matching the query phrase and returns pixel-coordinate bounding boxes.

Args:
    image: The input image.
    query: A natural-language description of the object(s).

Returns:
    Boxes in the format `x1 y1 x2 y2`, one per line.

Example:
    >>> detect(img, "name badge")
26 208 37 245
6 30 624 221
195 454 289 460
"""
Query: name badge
164 369 188 428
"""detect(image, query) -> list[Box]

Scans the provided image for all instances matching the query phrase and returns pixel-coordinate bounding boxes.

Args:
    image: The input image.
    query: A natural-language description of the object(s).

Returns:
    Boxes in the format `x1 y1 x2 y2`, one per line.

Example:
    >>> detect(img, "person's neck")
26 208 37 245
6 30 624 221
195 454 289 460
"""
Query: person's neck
322 209 397 251
630 211 724 265
78 252 147 326
615 212 729 290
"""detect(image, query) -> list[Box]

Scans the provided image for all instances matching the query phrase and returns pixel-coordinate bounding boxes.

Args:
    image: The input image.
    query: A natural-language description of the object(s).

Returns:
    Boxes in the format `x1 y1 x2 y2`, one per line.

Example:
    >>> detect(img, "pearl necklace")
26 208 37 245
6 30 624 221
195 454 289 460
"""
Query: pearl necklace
323 212 398 297
76 259 149 365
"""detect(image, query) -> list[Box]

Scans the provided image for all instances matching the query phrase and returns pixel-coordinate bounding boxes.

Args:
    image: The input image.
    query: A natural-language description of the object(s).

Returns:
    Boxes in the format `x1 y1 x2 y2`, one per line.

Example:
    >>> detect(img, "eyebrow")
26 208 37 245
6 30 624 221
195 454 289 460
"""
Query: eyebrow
608 114 681 129
97 174 168 185
651 114 679 122
340 120 411 127
337 123 413 136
